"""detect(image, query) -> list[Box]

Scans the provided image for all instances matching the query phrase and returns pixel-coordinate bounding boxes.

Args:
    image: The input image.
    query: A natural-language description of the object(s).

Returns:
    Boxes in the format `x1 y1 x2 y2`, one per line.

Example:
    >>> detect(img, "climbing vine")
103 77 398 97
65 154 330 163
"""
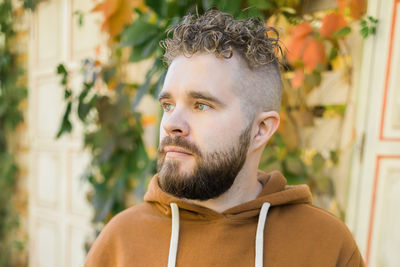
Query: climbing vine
0 0 42 265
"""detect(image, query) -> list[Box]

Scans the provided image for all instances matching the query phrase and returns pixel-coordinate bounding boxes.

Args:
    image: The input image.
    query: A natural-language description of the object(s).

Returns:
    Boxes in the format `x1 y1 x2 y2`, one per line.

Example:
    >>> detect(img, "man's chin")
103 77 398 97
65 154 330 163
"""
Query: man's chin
165 155 196 166
163 158 195 172
160 170 194 181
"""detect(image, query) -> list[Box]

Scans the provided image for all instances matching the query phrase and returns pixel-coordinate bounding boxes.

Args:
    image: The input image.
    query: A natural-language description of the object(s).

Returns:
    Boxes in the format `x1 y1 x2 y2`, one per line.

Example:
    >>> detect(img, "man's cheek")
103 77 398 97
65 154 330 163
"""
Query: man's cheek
159 127 167 140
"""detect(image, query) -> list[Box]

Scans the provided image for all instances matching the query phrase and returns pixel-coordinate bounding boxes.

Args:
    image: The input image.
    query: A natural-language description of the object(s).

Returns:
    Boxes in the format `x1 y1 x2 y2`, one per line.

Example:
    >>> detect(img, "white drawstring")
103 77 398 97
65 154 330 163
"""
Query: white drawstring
167 202 271 267
168 203 180 267
255 202 271 267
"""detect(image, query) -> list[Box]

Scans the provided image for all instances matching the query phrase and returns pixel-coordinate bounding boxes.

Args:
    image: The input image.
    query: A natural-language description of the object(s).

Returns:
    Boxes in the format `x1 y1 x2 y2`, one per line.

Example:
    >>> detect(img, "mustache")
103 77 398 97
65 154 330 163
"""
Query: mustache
158 136 202 157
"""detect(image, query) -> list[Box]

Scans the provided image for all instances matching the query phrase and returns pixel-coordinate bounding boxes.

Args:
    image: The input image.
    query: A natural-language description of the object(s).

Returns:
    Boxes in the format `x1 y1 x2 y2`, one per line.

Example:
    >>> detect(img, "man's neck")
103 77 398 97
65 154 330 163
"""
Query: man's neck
187 163 262 213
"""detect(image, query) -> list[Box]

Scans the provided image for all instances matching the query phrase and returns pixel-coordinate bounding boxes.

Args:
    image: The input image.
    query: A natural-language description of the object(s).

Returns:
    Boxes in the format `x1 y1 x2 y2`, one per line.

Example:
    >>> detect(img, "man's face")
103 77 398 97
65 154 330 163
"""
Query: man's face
157 53 252 200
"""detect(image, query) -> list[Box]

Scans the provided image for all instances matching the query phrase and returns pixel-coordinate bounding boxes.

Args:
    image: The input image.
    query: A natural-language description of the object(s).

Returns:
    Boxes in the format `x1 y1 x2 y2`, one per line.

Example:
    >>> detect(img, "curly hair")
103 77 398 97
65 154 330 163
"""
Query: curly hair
160 10 282 68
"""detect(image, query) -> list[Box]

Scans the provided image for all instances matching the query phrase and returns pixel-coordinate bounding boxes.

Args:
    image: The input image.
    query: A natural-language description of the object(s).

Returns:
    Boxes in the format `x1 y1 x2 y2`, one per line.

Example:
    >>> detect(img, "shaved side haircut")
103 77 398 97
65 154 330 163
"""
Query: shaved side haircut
160 9 283 118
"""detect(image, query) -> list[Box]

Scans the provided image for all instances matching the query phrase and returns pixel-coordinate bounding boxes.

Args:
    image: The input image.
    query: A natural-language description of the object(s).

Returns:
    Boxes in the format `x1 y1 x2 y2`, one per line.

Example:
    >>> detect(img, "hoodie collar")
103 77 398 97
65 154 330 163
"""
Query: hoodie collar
144 170 312 219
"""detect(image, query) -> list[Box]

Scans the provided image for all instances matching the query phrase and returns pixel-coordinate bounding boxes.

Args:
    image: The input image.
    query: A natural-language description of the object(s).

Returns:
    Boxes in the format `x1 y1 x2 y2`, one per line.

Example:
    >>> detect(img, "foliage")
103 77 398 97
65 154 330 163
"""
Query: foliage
74 10 85 27
57 57 156 225
262 0 375 214
21 0 43 11
58 0 377 229
360 16 378 38
0 0 39 265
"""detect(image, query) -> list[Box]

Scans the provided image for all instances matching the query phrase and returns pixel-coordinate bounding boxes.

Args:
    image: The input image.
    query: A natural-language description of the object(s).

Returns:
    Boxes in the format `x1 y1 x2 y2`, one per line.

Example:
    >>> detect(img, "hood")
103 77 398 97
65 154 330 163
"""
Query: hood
144 170 312 220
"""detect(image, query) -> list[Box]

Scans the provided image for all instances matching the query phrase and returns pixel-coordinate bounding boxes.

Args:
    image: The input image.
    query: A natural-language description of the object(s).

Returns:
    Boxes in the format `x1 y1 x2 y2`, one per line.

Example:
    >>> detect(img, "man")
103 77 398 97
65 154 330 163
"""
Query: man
85 10 364 267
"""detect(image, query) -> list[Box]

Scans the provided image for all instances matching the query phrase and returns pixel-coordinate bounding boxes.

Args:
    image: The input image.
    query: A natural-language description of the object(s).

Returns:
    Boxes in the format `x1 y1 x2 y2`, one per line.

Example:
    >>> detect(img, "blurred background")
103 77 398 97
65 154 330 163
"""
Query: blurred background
0 0 399 266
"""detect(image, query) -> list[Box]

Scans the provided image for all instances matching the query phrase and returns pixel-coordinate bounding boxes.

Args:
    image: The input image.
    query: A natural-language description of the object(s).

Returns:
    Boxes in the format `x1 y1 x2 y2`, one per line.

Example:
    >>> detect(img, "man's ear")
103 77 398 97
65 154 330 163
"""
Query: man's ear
251 111 280 151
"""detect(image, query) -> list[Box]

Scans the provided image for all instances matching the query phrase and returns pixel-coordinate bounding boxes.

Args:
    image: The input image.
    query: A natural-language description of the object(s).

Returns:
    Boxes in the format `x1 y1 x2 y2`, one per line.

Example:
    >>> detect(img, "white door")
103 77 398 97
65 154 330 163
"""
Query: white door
28 0 103 266
347 0 400 266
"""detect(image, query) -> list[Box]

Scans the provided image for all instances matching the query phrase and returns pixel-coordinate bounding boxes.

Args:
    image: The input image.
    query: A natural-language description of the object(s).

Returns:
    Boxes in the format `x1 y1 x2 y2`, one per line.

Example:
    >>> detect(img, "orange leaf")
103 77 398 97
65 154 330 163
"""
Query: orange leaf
141 115 157 126
95 45 102 57
92 0 121 20
277 111 299 150
291 69 305 89
336 0 366 19
277 111 287 135
302 38 326 72
349 0 366 19
336 0 346 14
92 0 135 41
286 22 313 63
291 21 313 39
320 13 347 38
287 22 325 71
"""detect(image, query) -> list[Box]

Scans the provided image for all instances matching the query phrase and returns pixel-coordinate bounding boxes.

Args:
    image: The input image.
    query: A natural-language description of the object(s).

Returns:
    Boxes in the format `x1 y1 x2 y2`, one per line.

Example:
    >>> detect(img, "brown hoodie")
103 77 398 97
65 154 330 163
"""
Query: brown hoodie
85 171 365 267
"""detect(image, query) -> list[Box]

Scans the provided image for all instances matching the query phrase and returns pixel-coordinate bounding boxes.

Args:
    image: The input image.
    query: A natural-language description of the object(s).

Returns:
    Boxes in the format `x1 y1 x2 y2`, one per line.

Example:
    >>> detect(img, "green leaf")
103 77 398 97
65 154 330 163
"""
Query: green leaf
129 38 159 62
285 156 305 174
328 47 338 61
56 63 67 75
315 176 334 195
145 0 166 17
121 18 160 47
78 82 93 102
56 63 68 86
330 150 339 165
141 38 160 58
368 16 378 23
312 153 325 173
249 0 272 9
263 154 279 167
359 17 378 39
202 0 214 10
216 0 243 15
152 70 167 99
93 191 114 223
73 10 85 27
78 102 91 122
133 142 150 176
56 102 73 138
22 0 43 11
165 1 179 18
131 75 151 111
304 71 322 90
102 67 117 84
239 6 264 19
335 26 351 38
64 89 72 99
0 102 7 117
360 27 369 38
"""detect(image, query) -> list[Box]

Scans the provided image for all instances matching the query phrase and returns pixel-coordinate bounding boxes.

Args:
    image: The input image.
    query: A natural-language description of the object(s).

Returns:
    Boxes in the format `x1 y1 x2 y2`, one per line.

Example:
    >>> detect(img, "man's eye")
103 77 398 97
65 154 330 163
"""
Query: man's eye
162 103 174 112
195 103 211 111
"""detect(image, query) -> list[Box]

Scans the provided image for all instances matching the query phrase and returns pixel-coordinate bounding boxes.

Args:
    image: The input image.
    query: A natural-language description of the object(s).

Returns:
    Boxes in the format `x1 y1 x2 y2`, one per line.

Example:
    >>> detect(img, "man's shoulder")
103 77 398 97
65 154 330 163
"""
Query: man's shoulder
277 203 357 246
301 204 350 231
85 202 169 266
105 202 162 229
284 203 350 229
88 202 164 248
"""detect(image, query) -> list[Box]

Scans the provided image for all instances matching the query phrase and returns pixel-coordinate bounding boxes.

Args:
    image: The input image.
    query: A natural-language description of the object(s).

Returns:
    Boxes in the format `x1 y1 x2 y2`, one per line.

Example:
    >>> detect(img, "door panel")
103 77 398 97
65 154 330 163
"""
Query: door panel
28 0 101 266
347 1 400 267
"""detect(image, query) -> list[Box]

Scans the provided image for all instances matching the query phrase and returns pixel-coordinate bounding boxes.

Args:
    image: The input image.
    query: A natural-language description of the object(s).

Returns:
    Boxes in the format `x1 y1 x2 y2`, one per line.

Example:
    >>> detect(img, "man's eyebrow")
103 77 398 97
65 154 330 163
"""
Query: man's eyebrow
188 91 225 106
158 92 171 102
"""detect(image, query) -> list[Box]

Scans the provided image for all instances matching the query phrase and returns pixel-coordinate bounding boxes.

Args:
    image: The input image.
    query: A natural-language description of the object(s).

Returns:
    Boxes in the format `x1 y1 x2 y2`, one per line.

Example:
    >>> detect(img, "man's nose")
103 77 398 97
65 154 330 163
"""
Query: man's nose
161 108 190 136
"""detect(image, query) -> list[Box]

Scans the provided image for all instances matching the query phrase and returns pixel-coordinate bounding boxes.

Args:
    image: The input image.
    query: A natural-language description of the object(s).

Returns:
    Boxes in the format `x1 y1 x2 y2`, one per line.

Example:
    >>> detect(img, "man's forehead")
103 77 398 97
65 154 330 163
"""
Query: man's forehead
161 53 243 99
166 53 242 80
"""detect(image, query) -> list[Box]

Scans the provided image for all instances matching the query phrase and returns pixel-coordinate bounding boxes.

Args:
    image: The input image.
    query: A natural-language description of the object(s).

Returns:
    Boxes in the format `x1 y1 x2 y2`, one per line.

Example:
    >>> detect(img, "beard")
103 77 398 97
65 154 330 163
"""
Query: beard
157 124 252 200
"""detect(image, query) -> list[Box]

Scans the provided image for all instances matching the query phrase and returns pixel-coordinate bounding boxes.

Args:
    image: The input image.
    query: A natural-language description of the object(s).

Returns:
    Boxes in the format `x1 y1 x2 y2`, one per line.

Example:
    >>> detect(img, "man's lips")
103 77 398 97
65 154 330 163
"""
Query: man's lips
164 146 192 157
